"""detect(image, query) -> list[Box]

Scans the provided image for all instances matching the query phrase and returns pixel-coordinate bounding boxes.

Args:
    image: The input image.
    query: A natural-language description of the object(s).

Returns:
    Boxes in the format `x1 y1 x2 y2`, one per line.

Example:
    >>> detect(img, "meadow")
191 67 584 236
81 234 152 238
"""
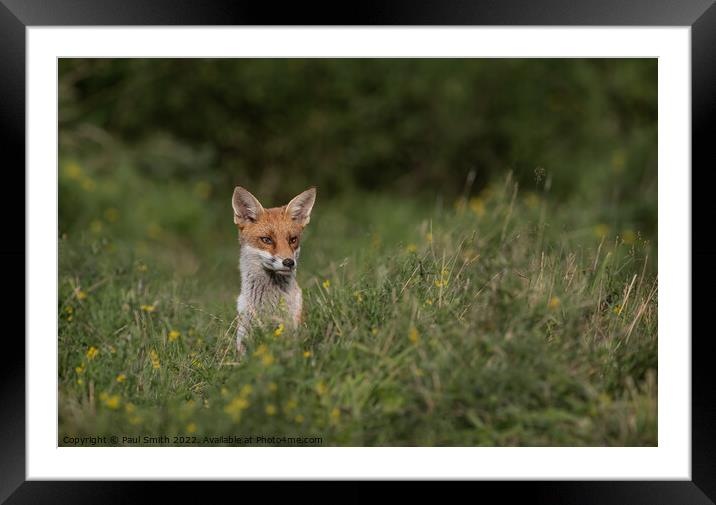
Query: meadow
58 160 657 446
58 58 657 446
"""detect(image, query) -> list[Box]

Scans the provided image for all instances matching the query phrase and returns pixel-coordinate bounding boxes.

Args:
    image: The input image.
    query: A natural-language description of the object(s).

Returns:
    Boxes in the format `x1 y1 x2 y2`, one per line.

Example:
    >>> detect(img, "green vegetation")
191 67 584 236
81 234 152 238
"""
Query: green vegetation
59 59 657 446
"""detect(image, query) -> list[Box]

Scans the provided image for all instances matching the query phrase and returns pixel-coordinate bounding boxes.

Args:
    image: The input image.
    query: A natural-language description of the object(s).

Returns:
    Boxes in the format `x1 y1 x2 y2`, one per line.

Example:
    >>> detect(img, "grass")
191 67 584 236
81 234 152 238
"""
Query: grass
59 164 657 446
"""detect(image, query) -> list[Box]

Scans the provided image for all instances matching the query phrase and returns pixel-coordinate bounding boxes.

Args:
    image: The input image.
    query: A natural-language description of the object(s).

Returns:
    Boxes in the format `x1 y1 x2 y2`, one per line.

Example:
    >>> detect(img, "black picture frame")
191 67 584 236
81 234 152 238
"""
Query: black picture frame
2 1 713 503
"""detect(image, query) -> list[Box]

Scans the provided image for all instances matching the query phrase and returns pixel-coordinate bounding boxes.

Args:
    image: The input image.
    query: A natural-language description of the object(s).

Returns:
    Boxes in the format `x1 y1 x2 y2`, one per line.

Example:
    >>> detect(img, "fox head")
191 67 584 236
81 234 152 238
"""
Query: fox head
232 186 316 276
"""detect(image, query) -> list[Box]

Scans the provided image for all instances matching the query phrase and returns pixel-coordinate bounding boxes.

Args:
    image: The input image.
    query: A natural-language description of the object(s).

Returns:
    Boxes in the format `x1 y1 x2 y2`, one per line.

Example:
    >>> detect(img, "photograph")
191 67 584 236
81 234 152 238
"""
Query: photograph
57 58 658 447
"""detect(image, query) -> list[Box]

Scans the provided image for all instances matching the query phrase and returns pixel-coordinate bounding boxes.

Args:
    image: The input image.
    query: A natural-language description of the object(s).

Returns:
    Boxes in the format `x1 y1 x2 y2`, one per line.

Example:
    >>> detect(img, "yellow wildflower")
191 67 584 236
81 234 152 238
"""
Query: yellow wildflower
406 243 418 253
285 399 298 412
330 407 341 424
613 304 623 315
435 268 449 288
253 344 268 357
469 197 486 217
240 384 253 398
268 382 278 392
186 422 197 434
265 404 277 416
125 403 136 413
149 349 161 369
549 296 561 310
137 263 148 272
593 224 610 239
371 327 379 336
229 397 249 411
102 394 120 410
86 346 99 360
76 379 84 385
621 230 636 245
426 232 433 244
303 351 312 358
75 363 85 375
525 192 541 209
168 330 181 342
315 381 328 396
76 290 88 301
295 414 305 423
140 304 156 313
409 327 420 345
322 279 331 289
116 373 127 383
224 396 250 421
274 323 284 337
425 299 433 306
64 161 82 179
261 353 275 367
353 291 363 303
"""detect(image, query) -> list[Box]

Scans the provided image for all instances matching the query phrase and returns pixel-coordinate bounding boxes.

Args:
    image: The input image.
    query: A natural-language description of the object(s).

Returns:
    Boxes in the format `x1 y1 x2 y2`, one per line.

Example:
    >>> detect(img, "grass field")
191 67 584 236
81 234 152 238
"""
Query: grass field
58 161 657 446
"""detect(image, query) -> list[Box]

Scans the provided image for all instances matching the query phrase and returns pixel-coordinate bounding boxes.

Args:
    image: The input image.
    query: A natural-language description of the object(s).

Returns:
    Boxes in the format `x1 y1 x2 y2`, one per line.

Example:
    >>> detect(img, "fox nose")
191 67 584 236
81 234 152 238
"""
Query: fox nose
282 258 295 268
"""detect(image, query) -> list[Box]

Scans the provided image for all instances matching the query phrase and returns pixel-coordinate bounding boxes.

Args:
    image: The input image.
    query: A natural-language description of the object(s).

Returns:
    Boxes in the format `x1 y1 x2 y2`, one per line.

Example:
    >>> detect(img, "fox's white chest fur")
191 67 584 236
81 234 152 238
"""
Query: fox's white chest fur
236 246 303 350
231 185 315 354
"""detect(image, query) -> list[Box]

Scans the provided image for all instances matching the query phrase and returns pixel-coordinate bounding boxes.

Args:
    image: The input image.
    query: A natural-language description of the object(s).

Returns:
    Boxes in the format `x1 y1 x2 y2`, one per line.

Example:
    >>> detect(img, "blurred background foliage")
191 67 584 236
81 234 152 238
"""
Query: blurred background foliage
59 58 657 242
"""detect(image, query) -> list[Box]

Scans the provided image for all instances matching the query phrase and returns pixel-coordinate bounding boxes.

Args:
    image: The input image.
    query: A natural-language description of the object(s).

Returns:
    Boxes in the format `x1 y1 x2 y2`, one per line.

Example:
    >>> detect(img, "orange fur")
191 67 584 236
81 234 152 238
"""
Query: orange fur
237 206 304 259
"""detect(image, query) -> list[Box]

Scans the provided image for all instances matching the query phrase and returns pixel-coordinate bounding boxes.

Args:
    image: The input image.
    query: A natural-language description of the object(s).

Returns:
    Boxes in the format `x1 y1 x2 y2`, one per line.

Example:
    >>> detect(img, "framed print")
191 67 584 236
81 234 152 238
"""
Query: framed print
3 0 714 502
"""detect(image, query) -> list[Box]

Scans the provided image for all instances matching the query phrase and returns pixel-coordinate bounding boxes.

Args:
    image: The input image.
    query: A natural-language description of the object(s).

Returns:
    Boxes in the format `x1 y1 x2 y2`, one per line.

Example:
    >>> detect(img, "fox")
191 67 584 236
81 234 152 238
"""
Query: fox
232 185 316 355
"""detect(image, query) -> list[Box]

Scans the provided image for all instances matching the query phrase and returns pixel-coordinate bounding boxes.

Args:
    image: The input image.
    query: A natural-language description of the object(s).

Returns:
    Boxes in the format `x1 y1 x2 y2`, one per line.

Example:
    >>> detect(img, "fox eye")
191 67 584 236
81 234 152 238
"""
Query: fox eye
260 237 273 245
289 236 298 245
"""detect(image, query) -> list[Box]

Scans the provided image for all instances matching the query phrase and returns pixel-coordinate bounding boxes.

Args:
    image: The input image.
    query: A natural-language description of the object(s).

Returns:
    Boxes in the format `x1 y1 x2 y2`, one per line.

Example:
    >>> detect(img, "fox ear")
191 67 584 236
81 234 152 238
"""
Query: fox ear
285 187 316 227
232 186 264 226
